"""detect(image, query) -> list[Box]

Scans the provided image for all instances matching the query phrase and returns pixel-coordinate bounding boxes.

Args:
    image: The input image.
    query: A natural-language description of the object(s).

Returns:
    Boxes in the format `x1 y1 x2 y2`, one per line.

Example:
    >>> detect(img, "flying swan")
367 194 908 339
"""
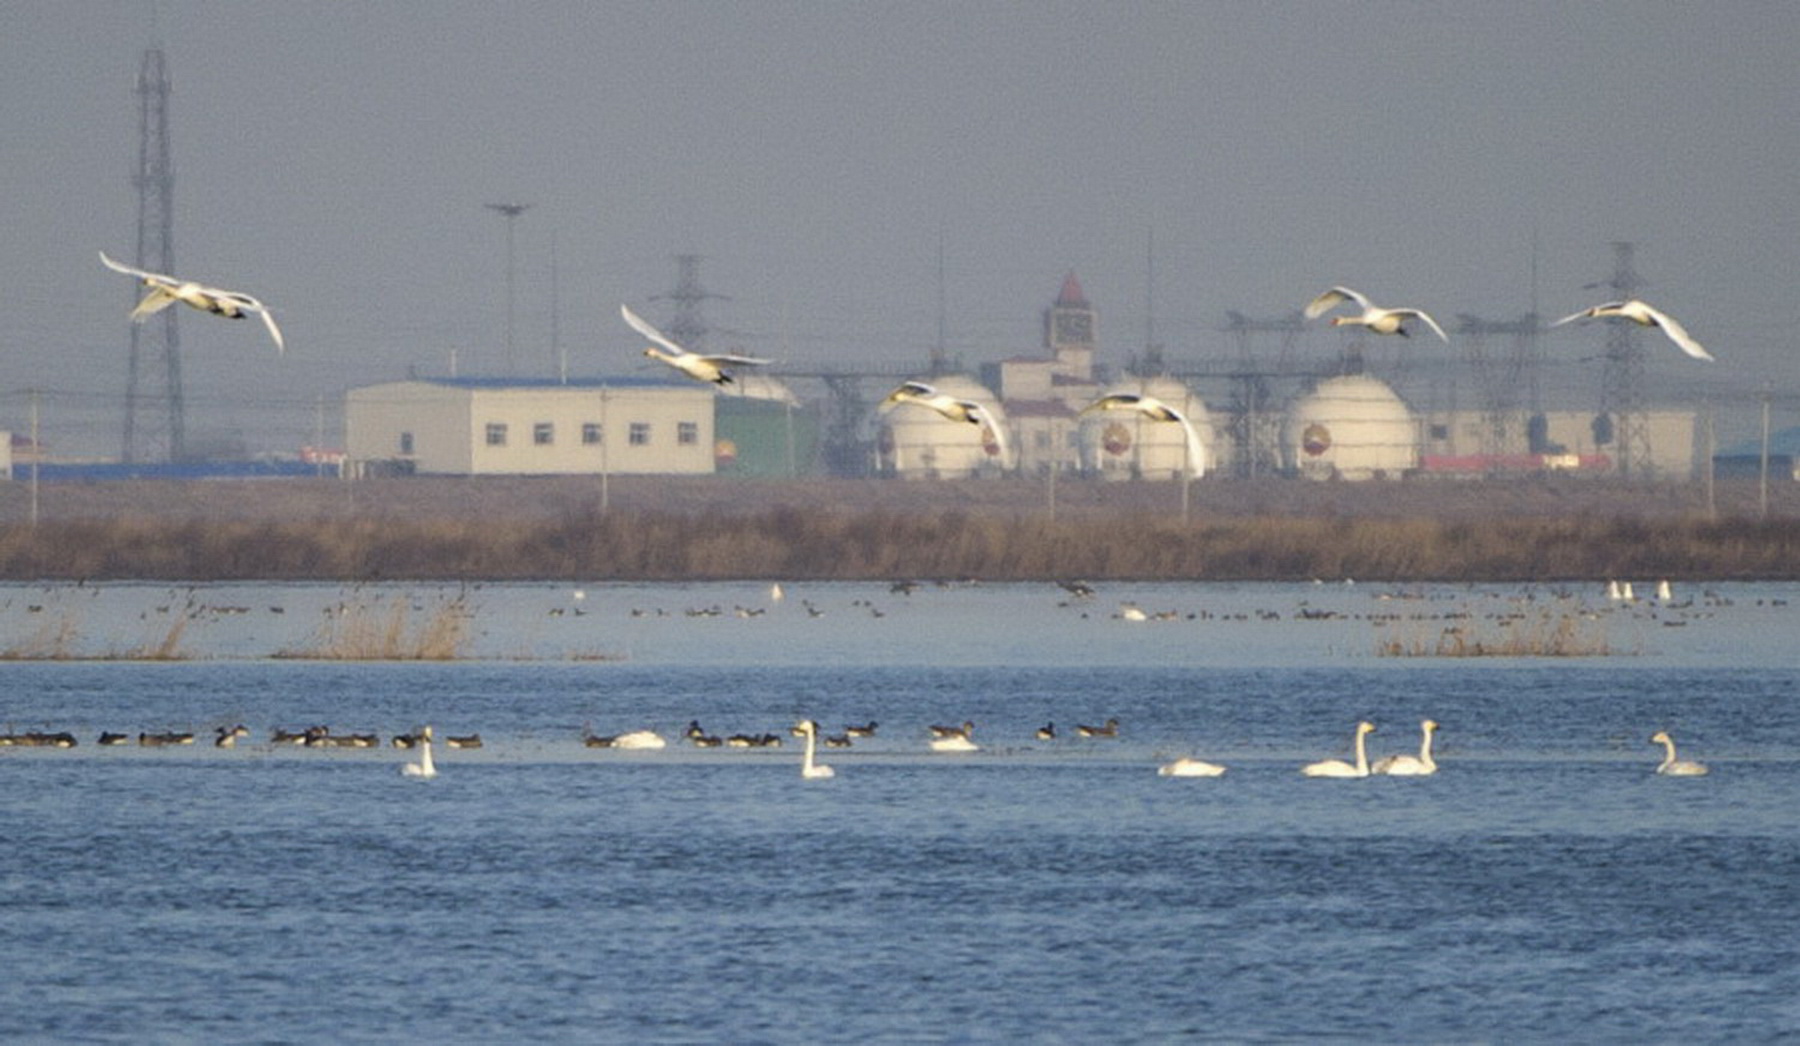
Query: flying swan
1079 393 1206 478
1649 730 1709 776
620 304 772 385
1551 299 1713 362
100 251 285 353
1304 286 1448 342
880 381 1012 468
1372 718 1438 776
1301 720 1376 778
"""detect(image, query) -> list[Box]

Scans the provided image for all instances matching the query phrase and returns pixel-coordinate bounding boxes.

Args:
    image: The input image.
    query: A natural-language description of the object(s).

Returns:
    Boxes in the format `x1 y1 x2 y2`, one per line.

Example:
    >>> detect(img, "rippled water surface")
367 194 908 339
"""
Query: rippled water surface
2 580 1798 1042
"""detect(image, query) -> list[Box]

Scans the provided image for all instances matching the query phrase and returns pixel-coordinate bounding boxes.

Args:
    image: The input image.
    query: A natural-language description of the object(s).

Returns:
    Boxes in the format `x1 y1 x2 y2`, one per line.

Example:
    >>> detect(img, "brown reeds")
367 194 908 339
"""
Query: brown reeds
1377 609 1614 658
275 592 472 660
0 479 1795 582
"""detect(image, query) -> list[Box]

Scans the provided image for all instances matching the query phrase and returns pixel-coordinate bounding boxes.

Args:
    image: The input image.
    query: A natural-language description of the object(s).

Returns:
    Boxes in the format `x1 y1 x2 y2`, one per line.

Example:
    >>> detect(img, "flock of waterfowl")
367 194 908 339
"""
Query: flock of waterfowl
0 715 1710 781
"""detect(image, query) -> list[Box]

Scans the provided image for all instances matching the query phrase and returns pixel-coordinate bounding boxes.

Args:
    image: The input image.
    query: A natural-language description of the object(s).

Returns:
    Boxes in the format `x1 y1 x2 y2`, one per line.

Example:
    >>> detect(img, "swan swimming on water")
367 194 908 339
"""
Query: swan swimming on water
795 719 835 779
402 726 436 778
1301 721 1376 778
1650 730 1709 776
1372 719 1438 776
1158 756 1226 777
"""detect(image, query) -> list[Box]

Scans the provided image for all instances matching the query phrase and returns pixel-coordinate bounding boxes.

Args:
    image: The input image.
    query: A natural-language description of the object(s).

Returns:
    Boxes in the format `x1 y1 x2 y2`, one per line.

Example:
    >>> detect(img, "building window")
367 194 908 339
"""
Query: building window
677 421 698 445
399 432 414 455
629 422 651 446
534 422 554 446
485 423 508 447
582 423 603 446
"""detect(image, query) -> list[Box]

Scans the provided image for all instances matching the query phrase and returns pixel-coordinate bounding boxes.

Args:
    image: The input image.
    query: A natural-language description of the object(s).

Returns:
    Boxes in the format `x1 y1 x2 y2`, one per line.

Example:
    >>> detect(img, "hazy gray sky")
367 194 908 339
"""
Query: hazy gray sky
5 2 1796 456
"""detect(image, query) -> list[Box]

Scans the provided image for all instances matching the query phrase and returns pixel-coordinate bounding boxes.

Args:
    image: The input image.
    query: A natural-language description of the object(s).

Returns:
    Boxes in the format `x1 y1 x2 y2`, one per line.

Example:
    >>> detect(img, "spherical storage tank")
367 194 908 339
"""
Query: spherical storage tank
877 375 1009 479
1282 375 1417 480
1079 378 1213 480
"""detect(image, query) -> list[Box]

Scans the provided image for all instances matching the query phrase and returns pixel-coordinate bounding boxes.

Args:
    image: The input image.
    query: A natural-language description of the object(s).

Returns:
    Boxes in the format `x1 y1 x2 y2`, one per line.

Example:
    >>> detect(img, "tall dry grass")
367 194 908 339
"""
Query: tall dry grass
276 591 472 660
0 508 1796 582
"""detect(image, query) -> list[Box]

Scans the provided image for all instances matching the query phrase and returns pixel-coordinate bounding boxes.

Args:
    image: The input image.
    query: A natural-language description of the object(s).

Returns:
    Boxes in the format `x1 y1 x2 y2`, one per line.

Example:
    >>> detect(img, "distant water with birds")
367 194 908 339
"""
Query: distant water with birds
3 579 1798 1042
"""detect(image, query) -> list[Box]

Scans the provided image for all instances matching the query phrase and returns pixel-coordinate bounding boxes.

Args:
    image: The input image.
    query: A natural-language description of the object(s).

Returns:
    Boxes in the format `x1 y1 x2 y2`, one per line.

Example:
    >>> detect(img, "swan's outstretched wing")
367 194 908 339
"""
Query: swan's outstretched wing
1548 302 1613 329
696 352 773 368
100 251 179 288
1304 285 1370 320
251 302 287 354
620 304 686 356
1637 302 1713 361
1399 308 1449 343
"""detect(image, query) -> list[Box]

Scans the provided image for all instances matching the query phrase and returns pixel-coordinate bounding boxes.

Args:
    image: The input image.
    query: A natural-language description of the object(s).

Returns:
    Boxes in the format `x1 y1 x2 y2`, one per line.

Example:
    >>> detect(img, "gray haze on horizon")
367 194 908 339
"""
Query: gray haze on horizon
4 1 1796 458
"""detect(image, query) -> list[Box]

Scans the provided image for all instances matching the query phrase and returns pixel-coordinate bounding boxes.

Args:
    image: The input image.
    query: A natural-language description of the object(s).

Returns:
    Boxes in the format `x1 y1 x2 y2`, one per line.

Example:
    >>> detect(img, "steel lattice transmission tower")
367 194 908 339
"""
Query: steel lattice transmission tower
654 254 728 351
1454 313 1543 458
122 47 184 463
1595 241 1650 477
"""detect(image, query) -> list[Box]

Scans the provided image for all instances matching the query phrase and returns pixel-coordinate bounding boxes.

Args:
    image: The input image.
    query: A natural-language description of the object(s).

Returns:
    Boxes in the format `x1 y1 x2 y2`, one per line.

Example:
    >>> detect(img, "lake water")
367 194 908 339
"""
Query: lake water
2 579 1798 1042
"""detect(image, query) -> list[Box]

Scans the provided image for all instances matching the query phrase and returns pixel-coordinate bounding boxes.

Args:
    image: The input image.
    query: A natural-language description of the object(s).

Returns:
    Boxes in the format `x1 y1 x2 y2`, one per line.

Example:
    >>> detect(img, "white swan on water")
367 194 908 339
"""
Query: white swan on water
401 726 436 778
1158 757 1226 778
795 719 835 779
1650 730 1709 776
1301 721 1376 778
1372 719 1438 776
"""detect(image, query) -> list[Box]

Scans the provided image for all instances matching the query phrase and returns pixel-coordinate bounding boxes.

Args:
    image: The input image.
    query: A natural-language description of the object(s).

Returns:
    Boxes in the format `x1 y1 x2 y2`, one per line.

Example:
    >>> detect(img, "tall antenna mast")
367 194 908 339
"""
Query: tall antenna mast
931 232 947 375
123 47 184 463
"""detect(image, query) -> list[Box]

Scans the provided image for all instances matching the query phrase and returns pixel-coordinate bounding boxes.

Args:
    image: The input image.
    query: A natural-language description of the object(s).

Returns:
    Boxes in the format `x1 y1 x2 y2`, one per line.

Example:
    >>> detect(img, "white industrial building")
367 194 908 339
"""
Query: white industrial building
1283 374 1419 480
345 378 716 477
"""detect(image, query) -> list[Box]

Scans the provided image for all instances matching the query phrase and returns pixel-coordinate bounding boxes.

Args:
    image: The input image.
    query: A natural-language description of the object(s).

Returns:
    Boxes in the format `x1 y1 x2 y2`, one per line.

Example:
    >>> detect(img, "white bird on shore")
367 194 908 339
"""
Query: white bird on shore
401 725 436 778
1079 393 1206 478
100 251 285 353
1304 285 1447 342
1372 719 1438 776
620 304 772 385
1301 721 1376 778
1650 730 1709 776
880 381 1012 467
1551 299 1713 362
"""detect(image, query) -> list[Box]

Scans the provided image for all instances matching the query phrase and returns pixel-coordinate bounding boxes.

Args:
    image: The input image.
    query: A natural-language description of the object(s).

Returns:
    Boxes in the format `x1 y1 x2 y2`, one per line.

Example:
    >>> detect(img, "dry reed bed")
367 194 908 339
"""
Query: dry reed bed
0 510 1796 581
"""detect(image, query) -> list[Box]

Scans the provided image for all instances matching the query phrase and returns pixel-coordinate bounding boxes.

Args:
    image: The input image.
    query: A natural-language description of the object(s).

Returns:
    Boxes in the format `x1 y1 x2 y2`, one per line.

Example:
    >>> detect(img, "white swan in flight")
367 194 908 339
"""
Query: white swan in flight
620 304 772 385
401 725 437 778
1551 299 1713 362
795 719 835 779
1304 286 1448 342
1650 730 1709 776
880 381 1012 468
1158 756 1226 777
100 251 285 353
1079 393 1206 478
1372 718 1438 776
1301 720 1376 778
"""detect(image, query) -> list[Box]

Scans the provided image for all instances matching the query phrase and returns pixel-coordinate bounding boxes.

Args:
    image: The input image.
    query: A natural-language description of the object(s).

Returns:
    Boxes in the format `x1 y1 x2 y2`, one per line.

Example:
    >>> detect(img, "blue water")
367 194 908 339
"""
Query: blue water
2 581 1798 1042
